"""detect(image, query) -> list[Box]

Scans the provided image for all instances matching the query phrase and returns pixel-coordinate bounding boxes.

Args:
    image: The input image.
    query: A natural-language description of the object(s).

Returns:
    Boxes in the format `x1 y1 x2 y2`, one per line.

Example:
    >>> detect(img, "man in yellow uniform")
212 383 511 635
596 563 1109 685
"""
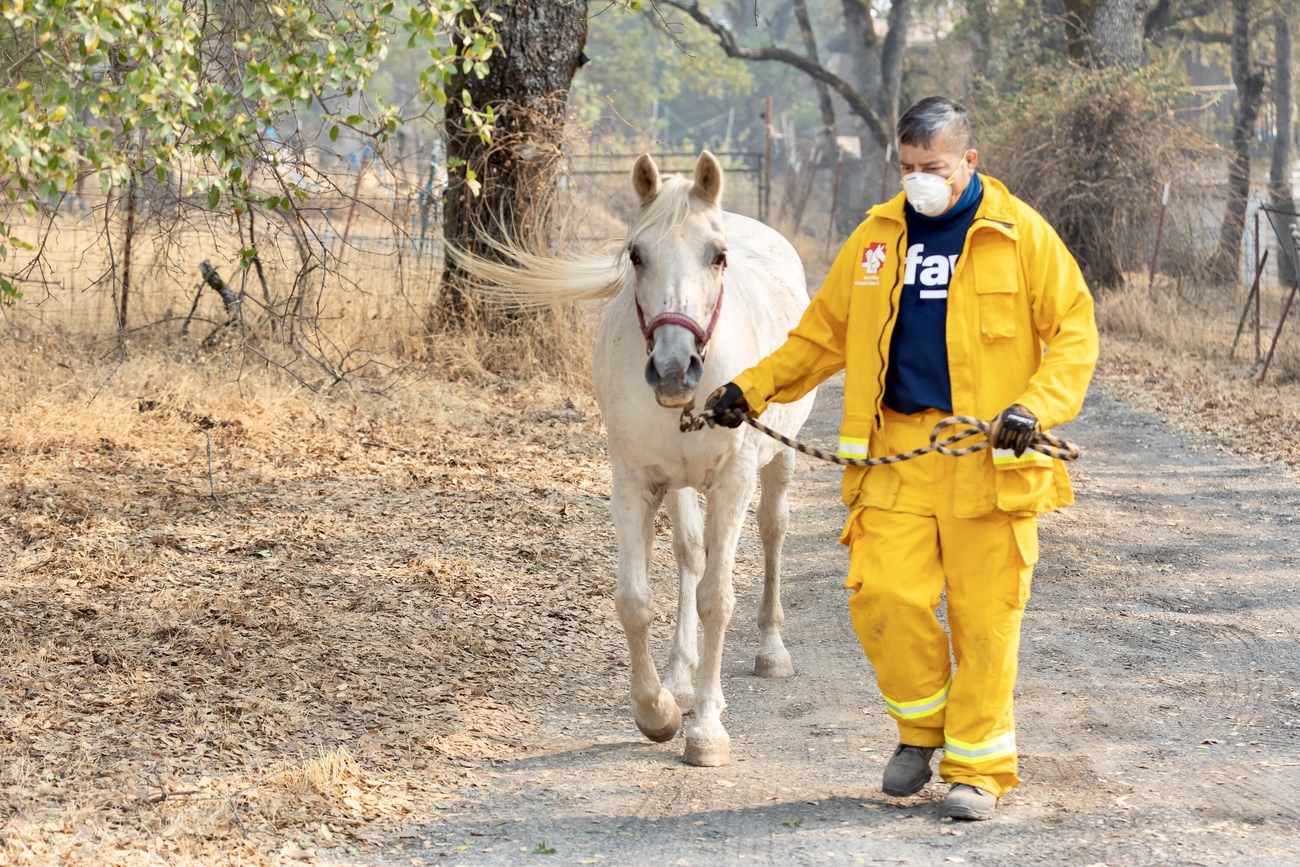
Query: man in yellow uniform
706 96 1098 820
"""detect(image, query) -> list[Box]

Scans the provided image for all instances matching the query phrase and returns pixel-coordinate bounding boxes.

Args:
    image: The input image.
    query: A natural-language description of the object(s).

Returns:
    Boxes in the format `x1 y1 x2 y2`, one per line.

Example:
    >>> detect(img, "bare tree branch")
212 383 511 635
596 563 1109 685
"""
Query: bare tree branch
656 0 890 150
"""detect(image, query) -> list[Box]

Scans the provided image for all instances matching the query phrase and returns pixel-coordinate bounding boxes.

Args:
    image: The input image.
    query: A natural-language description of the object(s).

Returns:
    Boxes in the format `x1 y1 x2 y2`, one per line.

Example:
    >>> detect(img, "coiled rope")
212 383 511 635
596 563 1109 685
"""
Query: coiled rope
679 407 1080 467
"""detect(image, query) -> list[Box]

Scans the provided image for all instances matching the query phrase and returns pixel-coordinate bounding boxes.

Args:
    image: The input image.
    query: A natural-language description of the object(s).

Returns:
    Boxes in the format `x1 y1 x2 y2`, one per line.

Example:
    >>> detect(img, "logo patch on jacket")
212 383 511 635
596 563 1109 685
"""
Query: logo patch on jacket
861 242 887 274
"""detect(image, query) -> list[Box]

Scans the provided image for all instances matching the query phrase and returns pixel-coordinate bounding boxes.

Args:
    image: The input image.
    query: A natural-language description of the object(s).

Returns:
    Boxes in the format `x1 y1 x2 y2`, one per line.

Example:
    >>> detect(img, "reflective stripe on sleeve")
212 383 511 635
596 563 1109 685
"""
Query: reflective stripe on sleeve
943 730 1017 764
837 437 870 460
881 679 950 720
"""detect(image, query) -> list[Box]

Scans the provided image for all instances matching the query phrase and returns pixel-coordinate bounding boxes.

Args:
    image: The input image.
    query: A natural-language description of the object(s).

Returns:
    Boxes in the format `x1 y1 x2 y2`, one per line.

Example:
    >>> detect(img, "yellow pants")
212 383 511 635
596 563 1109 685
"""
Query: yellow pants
844 408 1039 798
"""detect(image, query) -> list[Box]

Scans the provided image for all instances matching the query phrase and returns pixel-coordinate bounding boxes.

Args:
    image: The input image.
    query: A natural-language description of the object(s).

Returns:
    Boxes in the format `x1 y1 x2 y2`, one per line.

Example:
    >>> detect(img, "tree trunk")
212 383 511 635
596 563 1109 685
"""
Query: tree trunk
438 0 588 325
1211 0 1267 284
1088 0 1147 65
840 0 909 224
968 0 993 82
1270 7 1297 288
841 0 909 135
793 0 838 162
1040 0 1069 57
1063 0 1096 61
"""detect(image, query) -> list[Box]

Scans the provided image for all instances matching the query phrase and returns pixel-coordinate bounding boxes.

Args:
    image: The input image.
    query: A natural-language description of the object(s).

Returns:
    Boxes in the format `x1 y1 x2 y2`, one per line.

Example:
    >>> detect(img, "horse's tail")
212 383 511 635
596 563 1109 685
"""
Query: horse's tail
446 234 627 307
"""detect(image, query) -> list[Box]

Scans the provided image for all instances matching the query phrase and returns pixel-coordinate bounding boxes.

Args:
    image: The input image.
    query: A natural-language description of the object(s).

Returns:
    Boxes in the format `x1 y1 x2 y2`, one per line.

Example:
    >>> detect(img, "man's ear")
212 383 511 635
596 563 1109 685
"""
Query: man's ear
966 148 979 171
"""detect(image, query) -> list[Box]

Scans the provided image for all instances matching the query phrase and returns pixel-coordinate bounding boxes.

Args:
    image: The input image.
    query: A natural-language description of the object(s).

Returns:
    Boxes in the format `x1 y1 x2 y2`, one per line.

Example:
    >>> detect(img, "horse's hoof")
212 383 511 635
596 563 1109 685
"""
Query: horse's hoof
754 652 794 678
634 692 682 743
682 736 731 767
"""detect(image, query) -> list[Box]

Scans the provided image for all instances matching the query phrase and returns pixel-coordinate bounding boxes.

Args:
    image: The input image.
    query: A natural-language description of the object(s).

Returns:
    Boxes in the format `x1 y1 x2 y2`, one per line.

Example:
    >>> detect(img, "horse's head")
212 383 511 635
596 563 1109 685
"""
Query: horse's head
626 151 728 409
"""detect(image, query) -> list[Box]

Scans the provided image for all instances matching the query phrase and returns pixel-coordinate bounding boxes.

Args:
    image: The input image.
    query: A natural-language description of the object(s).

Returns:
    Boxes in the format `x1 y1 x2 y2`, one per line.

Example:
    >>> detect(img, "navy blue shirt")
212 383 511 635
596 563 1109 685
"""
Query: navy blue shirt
883 171 984 415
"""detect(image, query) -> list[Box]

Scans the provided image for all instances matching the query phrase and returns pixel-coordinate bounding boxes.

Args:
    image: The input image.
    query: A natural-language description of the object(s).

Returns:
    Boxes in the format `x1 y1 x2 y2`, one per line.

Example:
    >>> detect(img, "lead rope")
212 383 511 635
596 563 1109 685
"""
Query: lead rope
679 407 1080 466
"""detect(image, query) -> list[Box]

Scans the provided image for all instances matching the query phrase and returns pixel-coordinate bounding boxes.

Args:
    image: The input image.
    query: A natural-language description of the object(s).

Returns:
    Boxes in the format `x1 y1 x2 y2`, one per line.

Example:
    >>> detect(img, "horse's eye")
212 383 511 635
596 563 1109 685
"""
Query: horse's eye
713 252 727 268
629 248 642 268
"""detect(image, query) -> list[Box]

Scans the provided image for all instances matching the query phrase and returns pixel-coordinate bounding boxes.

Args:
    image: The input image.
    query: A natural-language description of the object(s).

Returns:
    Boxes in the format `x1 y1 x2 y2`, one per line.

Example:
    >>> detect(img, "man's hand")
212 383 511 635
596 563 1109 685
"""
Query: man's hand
988 404 1038 458
704 383 749 428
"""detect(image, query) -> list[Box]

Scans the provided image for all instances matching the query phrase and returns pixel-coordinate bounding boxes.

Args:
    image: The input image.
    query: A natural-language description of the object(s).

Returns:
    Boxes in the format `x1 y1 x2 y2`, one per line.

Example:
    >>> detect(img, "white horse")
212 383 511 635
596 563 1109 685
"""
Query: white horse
454 152 815 766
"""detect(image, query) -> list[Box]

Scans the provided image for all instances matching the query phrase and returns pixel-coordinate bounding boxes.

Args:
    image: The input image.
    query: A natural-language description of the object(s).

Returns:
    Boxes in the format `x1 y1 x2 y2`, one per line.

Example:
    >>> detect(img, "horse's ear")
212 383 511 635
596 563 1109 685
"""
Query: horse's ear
693 151 723 207
631 154 661 202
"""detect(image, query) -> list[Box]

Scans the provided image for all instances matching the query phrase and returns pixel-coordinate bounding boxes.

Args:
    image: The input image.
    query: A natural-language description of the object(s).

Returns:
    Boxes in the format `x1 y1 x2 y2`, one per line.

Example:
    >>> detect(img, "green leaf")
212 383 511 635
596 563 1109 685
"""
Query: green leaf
206 185 220 209
531 842 556 855
329 124 339 142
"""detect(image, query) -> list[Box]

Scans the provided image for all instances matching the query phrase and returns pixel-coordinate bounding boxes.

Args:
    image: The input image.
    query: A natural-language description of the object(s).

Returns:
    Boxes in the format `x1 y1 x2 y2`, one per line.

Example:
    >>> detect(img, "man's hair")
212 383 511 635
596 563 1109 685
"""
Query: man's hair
897 96 975 153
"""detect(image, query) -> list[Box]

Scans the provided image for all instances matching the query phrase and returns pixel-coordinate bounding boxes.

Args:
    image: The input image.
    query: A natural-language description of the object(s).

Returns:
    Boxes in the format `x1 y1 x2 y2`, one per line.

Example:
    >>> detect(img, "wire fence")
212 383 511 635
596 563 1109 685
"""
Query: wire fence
3 136 1295 386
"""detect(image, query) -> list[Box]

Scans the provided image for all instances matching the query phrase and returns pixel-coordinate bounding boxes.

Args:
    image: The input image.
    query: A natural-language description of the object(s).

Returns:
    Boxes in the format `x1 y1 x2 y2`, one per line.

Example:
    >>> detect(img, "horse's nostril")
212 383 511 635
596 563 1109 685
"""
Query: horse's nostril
684 353 704 388
644 357 662 389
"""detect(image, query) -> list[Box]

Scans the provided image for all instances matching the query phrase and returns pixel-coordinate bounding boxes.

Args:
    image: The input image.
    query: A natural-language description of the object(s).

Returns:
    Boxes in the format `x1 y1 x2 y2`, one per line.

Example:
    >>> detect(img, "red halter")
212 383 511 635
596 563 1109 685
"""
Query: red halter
635 281 725 359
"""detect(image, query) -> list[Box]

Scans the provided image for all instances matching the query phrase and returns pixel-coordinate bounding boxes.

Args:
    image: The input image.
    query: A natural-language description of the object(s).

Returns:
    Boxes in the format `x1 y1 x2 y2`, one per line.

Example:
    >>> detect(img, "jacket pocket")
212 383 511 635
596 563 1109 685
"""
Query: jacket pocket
1010 514 1039 565
974 282 1019 343
993 463 1055 515
1009 515 1039 605
841 464 901 512
861 464 900 510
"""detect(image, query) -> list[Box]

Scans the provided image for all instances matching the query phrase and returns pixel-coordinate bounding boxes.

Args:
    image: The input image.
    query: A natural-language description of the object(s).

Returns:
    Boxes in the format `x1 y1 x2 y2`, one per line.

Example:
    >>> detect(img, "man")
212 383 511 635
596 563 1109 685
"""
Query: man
707 96 1097 820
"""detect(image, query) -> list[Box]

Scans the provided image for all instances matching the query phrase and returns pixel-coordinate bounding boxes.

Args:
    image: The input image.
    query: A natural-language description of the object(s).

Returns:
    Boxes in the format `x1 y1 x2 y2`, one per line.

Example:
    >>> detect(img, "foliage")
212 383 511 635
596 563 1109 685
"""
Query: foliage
574 4 754 125
978 58 1220 292
0 0 500 298
574 3 819 151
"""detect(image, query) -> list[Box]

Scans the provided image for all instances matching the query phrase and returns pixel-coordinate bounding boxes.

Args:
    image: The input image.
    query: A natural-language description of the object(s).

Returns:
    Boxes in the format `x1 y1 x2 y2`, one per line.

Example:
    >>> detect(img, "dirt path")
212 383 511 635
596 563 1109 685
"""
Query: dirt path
381 378 1300 867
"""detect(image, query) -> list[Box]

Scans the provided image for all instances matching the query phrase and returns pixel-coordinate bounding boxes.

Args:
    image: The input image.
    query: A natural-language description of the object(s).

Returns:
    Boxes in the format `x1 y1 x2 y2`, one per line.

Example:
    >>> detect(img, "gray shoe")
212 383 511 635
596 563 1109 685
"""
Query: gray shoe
881 744 935 796
940 783 997 820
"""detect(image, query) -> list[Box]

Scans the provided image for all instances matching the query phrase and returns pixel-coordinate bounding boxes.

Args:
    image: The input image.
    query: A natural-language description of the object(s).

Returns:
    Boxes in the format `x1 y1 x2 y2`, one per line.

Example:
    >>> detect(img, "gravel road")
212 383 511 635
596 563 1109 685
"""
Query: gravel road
388 378 1300 866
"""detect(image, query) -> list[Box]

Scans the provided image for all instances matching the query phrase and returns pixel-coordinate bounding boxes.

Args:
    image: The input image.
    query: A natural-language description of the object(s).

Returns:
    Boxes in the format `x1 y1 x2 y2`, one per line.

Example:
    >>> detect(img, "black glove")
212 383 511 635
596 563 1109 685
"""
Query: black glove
988 404 1038 458
704 382 749 429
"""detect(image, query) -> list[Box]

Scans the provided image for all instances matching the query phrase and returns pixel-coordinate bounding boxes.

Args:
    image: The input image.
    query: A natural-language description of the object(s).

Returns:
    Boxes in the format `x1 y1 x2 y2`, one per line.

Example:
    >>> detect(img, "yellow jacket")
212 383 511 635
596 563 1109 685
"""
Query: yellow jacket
733 174 1099 519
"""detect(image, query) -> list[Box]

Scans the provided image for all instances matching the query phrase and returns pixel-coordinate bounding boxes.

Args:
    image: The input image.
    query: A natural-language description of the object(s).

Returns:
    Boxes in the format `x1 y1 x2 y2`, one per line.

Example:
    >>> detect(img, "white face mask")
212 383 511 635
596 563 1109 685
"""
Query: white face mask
900 152 969 217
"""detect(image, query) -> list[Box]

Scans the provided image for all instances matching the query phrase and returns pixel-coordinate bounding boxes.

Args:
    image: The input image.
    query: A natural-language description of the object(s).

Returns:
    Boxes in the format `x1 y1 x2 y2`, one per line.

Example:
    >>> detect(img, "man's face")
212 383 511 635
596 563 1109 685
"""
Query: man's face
897 131 979 215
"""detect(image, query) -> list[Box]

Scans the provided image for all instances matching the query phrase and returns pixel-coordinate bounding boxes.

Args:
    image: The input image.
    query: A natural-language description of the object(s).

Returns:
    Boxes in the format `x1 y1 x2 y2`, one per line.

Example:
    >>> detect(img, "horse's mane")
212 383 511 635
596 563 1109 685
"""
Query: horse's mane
445 175 698 307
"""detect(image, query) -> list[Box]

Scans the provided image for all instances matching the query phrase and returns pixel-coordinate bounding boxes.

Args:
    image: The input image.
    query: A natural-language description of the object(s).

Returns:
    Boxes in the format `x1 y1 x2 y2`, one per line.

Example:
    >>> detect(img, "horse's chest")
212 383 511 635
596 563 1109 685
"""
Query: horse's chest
608 425 742 490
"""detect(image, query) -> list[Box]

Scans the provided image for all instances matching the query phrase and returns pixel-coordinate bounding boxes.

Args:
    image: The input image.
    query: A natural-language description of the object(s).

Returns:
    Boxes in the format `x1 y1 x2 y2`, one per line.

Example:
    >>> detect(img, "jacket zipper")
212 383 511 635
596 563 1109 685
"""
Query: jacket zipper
873 224 907 429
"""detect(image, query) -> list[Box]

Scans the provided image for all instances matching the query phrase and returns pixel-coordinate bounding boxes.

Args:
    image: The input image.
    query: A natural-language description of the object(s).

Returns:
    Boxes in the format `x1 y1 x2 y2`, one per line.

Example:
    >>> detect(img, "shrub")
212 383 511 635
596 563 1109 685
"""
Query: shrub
977 63 1218 293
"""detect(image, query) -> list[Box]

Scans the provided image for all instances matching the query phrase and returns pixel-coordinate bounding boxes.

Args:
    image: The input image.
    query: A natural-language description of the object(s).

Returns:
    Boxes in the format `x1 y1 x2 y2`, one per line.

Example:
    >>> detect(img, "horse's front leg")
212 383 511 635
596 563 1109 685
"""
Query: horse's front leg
662 487 704 713
755 447 795 678
610 470 679 742
684 451 758 767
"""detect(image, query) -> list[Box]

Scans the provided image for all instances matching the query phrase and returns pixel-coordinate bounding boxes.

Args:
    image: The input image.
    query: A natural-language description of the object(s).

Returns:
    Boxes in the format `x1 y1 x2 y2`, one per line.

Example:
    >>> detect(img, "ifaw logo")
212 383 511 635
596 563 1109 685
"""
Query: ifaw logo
861 242 887 275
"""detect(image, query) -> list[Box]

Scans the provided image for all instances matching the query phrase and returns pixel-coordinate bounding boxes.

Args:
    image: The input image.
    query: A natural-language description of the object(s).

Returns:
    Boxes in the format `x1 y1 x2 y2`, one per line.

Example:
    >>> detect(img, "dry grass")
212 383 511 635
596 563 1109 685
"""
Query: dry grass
1093 276 1300 466
0 144 851 864
0 328 631 864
